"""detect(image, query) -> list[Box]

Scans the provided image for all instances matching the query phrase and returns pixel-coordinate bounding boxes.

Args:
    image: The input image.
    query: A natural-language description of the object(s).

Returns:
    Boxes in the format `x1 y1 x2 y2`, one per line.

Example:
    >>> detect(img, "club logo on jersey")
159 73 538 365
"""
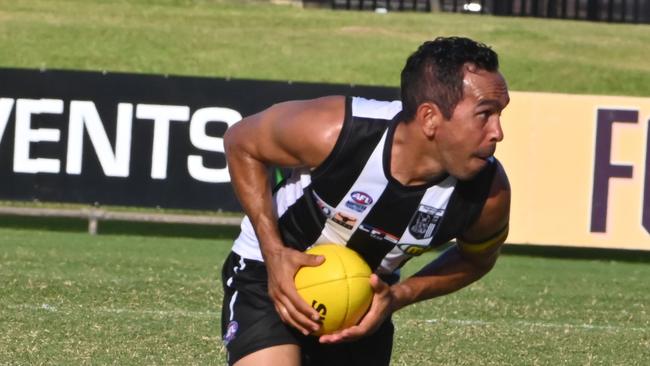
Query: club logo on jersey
332 212 357 230
359 224 399 244
223 321 238 345
408 205 445 240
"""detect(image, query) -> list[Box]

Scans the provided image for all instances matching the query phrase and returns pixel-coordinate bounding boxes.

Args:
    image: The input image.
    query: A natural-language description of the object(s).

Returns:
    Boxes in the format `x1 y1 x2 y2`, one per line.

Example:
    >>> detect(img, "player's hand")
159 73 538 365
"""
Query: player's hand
318 273 394 344
265 245 325 335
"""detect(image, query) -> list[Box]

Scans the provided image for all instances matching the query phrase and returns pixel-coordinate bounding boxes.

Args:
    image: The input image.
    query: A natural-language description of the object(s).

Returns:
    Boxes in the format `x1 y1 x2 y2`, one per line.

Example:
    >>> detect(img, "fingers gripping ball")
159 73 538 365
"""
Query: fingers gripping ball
294 244 373 336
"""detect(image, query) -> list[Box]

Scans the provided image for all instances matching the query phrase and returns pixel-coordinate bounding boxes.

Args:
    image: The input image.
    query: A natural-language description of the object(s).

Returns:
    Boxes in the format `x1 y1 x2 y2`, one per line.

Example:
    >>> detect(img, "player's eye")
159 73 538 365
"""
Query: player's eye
477 111 490 120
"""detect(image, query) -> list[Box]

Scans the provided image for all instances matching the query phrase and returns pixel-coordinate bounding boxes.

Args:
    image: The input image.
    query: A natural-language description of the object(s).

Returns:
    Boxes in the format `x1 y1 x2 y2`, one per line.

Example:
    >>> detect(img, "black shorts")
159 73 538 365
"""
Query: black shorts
221 251 394 366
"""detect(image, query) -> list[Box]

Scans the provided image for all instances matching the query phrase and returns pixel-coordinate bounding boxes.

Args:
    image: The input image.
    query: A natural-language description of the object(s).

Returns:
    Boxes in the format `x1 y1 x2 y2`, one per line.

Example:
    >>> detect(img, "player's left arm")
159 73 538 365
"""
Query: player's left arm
392 160 511 311
319 161 510 344
456 159 510 270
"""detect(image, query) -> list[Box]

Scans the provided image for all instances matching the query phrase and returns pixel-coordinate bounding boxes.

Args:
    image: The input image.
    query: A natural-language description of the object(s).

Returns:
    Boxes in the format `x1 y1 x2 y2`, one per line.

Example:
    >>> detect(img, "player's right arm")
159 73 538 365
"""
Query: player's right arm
223 96 346 335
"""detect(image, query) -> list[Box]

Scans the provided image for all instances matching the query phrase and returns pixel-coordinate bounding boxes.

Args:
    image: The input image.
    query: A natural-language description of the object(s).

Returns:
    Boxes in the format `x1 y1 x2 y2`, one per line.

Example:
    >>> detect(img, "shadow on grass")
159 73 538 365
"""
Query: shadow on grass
0 215 240 240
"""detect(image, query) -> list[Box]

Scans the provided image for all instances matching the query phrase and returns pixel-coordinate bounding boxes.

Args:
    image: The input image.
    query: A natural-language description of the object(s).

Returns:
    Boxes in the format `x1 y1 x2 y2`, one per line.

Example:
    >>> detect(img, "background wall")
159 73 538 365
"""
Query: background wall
500 91 650 250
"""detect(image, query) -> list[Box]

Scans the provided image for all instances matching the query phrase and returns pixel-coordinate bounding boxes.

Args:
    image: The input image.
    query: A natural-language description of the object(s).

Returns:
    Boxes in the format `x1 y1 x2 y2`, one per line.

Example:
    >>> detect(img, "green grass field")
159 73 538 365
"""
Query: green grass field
0 0 649 96
1 226 649 365
1 0 650 364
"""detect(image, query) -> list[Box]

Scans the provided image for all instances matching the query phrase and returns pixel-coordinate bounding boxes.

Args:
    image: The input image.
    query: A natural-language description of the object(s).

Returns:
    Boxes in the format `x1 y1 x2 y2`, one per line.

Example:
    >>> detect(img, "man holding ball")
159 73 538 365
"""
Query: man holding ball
221 36 511 365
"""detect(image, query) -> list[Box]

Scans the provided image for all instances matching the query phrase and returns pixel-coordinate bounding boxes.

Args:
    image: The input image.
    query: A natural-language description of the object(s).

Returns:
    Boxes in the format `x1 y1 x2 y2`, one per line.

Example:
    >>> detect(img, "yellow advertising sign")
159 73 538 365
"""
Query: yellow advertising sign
498 91 650 251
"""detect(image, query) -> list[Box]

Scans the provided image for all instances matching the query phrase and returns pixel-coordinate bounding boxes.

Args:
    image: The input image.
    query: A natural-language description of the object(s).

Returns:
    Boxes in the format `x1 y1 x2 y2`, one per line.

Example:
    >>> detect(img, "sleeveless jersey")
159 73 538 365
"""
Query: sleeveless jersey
232 96 497 275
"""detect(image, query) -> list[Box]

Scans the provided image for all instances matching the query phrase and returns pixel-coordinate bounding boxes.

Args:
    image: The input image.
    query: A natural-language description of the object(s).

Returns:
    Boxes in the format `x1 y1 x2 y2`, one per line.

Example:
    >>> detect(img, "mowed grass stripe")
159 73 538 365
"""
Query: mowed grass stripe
6 303 649 332
6 303 219 319
421 317 649 333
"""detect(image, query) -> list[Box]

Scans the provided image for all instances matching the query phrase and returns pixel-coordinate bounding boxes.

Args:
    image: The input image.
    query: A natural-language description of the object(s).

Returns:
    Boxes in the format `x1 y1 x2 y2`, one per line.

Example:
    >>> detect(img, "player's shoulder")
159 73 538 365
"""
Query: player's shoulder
282 95 345 114
490 158 510 197
288 95 401 116
266 96 346 131
480 157 510 221
285 96 402 128
459 158 510 243
350 96 403 120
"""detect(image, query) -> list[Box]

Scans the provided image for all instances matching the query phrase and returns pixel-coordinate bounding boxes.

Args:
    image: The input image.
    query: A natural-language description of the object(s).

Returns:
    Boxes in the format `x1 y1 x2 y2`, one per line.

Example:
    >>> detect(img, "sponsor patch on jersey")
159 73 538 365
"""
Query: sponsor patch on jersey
345 200 367 212
408 204 444 240
397 243 431 256
223 321 238 345
313 192 334 218
359 224 399 244
332 212 357 230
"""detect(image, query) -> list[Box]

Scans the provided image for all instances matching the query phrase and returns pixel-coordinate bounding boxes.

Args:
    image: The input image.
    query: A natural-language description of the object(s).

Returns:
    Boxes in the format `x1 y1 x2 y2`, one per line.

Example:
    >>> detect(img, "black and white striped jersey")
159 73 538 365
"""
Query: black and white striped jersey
232 96 497 275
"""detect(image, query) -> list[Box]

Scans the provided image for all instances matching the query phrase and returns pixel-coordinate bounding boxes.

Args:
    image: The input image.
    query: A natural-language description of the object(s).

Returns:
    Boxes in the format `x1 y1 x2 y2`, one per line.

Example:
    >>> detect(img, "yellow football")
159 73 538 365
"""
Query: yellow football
294 244 373 336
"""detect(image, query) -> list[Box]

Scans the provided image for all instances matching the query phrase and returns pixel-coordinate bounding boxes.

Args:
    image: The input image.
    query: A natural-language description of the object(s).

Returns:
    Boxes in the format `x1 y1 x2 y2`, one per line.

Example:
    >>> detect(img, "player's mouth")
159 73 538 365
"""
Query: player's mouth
474 146 496 160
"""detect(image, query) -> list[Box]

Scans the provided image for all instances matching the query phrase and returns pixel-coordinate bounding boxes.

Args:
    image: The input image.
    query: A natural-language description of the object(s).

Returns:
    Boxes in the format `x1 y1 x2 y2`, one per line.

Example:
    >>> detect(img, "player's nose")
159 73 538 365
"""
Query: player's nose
490 117 504 142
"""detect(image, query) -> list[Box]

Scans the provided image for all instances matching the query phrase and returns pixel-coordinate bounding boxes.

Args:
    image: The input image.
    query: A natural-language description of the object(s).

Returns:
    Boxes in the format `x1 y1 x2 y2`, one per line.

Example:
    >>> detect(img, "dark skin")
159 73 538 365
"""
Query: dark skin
224 65 511 361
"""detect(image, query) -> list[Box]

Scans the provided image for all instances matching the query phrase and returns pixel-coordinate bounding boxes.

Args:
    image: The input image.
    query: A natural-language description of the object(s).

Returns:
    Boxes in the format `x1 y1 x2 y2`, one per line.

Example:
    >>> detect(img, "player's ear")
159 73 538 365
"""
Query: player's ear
415 102 442 138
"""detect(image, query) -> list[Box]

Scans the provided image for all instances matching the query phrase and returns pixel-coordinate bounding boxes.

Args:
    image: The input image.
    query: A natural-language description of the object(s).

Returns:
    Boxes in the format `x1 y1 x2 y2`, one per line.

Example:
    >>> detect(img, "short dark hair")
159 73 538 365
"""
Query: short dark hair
400 36 499 121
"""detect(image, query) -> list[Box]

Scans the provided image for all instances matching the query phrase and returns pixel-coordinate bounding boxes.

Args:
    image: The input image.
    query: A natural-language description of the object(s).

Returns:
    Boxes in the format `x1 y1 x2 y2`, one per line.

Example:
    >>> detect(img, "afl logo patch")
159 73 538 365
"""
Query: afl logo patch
350 191 373 205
